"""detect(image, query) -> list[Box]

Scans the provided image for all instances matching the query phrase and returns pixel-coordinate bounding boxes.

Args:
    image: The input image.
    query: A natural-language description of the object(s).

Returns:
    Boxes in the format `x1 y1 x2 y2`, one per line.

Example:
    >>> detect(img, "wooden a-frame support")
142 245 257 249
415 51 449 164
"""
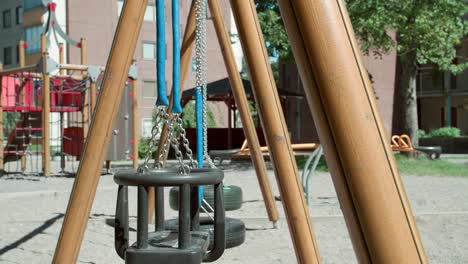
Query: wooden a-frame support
52 0 148 262
53 0 427 263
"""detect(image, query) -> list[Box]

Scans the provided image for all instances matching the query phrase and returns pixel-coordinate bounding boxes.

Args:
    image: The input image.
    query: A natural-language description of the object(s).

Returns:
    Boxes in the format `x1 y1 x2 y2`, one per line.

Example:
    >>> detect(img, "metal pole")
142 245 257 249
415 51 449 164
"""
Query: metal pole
52 0 148 262
230 1 321 263
280 1 427 263
208 0 279 225
277 1 370 262
41 35 51 176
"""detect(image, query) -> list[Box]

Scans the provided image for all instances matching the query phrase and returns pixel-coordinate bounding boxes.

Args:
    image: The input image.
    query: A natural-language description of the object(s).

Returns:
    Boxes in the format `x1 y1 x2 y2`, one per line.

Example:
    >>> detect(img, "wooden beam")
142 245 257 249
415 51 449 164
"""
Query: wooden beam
208 0 279 224
230 0 321 263
52 0 148 262
41 35 51 176
278 0 427 263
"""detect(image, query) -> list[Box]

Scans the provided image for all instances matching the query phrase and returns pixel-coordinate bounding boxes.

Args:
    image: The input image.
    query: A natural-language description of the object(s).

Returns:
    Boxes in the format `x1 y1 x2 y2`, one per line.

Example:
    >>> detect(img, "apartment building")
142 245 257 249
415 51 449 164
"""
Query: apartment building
0 0 23 69
1 0 234 137
417 36 468 134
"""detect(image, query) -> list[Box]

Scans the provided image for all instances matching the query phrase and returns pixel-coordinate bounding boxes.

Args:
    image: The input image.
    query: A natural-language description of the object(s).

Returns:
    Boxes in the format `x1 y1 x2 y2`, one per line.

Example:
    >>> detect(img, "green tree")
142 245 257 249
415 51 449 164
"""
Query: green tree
182 101 217 128
255 0 468 146
345 0 467 146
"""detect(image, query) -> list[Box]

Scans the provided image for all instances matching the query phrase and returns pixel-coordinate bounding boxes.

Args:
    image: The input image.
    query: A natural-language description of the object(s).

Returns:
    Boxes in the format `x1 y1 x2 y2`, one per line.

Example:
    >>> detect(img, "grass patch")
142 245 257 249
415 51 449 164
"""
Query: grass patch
296 154 468 177
394 154 468 177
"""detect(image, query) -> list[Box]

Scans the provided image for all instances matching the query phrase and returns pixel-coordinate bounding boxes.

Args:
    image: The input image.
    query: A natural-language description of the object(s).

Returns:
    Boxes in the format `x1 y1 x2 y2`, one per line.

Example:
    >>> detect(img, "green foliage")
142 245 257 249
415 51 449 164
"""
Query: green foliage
296 156 329 172
345 0 468 73
256 6 292 60
417 129 427 138
427 127 461 138
138 137 157 159
182 101 217 128
255 0 468 73
3 112 20 137
394 153 468 176
297 153 468 177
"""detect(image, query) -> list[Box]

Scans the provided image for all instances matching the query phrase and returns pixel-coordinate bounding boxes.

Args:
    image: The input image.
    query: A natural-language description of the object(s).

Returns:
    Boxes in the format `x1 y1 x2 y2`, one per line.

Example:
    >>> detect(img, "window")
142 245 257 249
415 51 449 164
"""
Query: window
142 80 157 98
141 118 153 138
3 47 12 65
3 10 11 28
16 6 23 25
24 0 42 11
16 44 19 63
117 0 124 16
24 26 44 53
144 4 155 22
142 42 156 60
118 1 154 22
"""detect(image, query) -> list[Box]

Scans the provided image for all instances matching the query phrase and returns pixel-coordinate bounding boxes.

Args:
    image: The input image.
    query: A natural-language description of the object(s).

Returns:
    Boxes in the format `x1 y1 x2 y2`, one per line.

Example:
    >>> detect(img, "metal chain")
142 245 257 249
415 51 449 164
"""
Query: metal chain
195 0 215 168
139 107 167 172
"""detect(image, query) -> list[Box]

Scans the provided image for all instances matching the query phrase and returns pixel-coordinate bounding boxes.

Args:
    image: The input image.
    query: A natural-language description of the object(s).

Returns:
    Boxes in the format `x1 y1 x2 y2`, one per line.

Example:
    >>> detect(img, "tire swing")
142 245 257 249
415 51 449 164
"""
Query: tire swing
166 0 245 251
113 1 225 263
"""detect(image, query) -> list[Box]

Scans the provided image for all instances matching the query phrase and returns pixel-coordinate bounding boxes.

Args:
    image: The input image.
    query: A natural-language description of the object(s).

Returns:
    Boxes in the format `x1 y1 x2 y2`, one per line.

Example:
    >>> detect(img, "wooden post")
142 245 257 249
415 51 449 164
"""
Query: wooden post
277 1 371 261
52 0 147 262
0 64 3 173
279 1 428 263
41 35 51 176
230 1 321 263
81 38 89 143
59 43 66 172
19 41 27 172
208 0 279 224
132 78 138 169
19 41 26 104
148 0 197 222
90 81 97 113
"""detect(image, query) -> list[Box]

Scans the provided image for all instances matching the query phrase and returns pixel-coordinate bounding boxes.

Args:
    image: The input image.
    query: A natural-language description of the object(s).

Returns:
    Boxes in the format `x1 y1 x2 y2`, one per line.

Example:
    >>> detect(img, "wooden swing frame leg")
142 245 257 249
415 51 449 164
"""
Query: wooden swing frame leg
52 0 148 262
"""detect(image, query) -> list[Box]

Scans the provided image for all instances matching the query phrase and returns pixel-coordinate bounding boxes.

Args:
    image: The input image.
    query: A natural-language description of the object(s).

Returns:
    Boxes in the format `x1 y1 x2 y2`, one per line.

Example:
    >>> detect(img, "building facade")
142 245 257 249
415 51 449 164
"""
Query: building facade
280 37 468 143
0 0 24 69
1 0 233 137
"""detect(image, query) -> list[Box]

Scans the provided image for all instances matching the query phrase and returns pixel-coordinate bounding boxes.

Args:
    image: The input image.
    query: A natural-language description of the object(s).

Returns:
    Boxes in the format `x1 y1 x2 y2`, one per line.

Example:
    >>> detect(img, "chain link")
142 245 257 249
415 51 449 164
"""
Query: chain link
195 0 216 168
139 107 167 172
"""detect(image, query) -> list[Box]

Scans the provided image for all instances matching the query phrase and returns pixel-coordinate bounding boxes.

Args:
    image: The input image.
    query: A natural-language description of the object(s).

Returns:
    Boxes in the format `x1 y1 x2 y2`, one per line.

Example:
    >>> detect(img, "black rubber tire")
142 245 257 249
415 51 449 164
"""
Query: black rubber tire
164 217 246 250
169 185 243 212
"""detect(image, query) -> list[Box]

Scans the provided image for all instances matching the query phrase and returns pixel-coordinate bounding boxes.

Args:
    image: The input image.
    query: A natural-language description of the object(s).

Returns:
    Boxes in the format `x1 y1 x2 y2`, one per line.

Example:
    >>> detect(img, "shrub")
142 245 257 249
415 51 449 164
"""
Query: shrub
427 127 461 138
138 137 158 159
417 129 426 139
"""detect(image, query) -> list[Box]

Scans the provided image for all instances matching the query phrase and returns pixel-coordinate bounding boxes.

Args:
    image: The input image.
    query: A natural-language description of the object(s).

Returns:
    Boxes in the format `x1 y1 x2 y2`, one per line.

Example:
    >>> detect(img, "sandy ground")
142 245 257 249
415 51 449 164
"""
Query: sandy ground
0 158 467 263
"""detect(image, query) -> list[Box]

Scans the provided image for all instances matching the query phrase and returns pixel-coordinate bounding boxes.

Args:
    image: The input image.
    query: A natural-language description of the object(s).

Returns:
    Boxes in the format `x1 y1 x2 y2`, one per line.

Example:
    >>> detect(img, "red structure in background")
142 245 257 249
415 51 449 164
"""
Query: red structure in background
63 127 83 156
1 74 86 163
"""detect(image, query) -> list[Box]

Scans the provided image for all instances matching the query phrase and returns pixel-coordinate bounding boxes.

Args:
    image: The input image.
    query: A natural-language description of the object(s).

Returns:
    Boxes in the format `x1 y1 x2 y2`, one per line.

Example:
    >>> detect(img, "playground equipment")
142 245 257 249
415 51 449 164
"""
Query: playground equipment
0 1 139 176
115 0 231 263
52 0 429 263
391 134 442 160
114 168 226 263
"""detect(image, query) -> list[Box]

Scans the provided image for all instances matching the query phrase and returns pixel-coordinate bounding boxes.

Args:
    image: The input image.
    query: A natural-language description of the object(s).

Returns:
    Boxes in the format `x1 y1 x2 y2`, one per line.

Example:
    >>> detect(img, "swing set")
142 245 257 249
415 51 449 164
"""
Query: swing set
52 0 428 263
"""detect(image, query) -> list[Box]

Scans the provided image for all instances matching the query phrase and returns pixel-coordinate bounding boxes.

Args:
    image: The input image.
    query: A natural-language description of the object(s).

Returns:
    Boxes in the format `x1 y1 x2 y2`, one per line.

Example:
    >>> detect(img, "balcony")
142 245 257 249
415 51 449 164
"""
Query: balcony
24 0 43 11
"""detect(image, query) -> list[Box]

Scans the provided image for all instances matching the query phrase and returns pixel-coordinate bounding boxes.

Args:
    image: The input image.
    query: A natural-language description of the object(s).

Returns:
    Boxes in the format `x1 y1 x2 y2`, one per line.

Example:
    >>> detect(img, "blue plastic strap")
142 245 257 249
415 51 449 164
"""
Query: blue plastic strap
196 89 204 203
155 0 168 106
171 0 182 113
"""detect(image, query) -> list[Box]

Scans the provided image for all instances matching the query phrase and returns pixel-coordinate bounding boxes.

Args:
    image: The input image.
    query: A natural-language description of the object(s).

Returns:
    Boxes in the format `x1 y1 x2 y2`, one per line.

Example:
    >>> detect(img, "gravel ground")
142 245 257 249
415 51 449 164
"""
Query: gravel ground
0 159 467 263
